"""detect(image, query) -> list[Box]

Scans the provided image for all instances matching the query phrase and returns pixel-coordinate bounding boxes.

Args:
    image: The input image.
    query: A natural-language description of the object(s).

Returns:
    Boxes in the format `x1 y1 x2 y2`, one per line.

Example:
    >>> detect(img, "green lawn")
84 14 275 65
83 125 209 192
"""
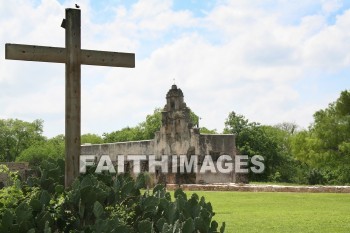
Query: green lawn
187 191 350 233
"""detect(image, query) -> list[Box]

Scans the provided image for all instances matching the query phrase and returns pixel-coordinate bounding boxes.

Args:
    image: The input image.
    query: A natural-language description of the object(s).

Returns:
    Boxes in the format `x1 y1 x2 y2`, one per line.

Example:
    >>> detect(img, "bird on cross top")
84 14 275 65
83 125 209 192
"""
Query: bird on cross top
75 4 80 8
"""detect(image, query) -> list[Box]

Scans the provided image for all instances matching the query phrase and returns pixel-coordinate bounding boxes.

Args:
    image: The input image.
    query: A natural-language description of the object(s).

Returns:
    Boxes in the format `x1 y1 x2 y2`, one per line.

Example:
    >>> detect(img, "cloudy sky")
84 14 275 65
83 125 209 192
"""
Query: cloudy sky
1 0 350 137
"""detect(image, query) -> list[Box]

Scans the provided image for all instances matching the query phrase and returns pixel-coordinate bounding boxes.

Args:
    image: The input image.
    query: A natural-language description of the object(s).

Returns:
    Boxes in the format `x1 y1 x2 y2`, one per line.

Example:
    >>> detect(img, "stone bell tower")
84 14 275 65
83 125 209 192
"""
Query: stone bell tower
155 84 194 154
160 84 193 137
153 84 196 183
81 84 238 185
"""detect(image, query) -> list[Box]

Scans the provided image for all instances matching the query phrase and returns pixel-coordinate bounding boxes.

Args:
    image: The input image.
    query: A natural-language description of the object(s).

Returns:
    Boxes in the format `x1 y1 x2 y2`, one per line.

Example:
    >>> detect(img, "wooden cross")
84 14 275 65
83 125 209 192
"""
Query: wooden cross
5 8 135 187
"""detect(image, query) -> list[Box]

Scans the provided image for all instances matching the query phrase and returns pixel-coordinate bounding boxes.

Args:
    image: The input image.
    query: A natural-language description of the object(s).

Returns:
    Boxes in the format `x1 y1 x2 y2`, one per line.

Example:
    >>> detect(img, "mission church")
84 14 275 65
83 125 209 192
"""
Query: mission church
81 85 243 184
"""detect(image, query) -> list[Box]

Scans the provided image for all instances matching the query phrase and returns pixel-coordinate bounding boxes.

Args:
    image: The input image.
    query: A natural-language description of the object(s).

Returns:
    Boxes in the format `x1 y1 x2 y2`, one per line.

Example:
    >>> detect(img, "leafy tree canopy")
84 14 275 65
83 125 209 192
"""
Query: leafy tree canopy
16 134 64 165
291 90 350 184
81 133 103 144
0 119 44 162
224 111 297 182
103 108 210 143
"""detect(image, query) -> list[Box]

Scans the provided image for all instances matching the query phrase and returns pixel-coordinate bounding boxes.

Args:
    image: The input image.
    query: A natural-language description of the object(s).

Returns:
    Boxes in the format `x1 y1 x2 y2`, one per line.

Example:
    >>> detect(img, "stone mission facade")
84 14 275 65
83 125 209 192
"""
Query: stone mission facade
81 85 239 184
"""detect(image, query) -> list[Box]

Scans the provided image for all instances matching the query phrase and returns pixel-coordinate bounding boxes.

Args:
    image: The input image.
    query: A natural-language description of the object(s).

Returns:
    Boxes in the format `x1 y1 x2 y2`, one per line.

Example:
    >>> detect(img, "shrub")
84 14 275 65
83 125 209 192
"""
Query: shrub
0 159 225 232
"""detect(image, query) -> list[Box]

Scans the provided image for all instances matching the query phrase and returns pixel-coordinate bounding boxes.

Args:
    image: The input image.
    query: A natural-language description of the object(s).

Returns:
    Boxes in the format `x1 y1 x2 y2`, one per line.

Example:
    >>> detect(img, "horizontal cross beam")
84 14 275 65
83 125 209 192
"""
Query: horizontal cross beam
5 43 135 68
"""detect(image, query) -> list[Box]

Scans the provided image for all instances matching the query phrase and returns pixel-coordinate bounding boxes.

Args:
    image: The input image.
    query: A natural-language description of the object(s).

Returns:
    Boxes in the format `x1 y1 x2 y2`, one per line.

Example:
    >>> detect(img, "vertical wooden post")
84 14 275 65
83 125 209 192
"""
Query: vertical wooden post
5 7 135 188
65 8 81 188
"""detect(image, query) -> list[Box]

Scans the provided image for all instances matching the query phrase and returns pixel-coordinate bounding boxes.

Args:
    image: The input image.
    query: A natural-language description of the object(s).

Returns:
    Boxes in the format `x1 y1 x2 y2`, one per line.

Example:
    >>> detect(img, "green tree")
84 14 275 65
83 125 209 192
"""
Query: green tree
200 127 217 134
223 111 249 136
275 122 298 135
190 111 199 127
16 135 64 165
103 108 202 143
291 90 350 184
224 111 297 182
0 119 44 161
261 125 300 183
103 108 163 143
81 133 103 144
138 108 162 139
103 126 145 143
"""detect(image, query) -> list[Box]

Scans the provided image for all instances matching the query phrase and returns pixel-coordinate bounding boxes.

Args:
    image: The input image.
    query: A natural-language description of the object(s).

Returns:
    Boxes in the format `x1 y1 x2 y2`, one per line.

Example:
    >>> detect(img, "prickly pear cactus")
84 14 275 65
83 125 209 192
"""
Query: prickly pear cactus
0 159 226 232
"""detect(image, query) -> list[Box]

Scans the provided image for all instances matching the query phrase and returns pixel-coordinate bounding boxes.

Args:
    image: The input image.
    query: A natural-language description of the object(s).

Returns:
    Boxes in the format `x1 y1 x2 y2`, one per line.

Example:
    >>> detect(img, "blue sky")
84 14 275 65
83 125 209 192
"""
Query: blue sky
0 0 350 137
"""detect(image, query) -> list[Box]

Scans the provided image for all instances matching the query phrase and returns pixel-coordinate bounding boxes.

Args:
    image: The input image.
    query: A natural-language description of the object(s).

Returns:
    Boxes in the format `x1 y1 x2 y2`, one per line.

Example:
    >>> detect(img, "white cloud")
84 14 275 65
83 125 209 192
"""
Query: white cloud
302 9 350 69
322 0 342 14
1 0 350 137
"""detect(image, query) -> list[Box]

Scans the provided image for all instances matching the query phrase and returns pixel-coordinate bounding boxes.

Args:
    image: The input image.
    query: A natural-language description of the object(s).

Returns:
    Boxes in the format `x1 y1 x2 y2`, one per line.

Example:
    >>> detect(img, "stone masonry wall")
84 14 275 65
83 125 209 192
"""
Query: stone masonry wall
80 85 238 185
196 134 235 184
0 162 30 186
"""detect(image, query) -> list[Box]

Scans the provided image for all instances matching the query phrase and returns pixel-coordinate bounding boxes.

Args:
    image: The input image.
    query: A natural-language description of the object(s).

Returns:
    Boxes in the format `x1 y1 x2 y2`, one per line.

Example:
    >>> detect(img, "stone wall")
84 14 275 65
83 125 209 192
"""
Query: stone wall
196 134 235 184
166 183 350 193
0 162 30 186
81 140 154 161
81 133 237 184
81 85 238 185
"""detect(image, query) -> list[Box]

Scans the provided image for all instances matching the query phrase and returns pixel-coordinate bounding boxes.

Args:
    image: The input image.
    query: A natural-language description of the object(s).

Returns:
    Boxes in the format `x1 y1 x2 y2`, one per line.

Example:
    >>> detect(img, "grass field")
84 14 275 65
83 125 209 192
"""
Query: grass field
186 191 350 233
